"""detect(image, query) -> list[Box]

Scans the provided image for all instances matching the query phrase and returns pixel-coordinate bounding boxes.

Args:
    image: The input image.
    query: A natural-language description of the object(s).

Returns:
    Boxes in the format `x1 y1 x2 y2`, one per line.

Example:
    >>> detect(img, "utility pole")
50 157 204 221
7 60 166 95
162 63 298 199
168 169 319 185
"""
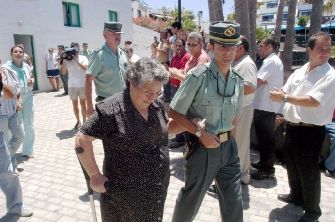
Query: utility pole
178 0 181 22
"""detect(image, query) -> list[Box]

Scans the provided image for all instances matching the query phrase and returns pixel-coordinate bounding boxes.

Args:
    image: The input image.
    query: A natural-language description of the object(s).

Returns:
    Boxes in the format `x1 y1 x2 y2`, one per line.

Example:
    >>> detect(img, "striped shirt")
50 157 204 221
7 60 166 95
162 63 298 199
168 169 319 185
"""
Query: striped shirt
0 63 20 116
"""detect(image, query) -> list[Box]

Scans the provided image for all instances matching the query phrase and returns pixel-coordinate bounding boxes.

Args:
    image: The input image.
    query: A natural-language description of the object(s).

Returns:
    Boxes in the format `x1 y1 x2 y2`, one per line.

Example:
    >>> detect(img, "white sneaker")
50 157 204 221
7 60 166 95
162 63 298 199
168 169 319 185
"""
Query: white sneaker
9 207 33 217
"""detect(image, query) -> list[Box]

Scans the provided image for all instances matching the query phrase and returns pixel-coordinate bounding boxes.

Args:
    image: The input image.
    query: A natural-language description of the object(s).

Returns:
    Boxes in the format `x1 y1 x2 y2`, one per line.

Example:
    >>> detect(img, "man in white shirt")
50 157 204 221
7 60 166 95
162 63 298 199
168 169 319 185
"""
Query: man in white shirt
270 32 335 222
60 47 88 129
251 37 283 180
233 36 257 185
124 41 140 65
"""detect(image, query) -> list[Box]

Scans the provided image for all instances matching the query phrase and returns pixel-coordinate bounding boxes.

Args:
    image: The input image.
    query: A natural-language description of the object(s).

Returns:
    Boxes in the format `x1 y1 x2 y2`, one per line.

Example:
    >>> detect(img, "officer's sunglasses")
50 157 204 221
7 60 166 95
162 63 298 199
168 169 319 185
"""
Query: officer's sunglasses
216 74 236 98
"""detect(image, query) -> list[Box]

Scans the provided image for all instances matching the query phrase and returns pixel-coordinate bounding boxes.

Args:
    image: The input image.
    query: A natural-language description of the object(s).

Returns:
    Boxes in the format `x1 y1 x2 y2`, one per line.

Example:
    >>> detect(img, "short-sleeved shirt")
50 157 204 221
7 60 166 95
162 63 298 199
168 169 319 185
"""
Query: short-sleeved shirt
254 53 283 113
170 60 244 134
80 90 170 188
170 51 190 87
282 62 335 125
185 49 211 73
65 55 88 88
0 64 20 116
80 90 170 221
86 43 128 98
233 54 257 107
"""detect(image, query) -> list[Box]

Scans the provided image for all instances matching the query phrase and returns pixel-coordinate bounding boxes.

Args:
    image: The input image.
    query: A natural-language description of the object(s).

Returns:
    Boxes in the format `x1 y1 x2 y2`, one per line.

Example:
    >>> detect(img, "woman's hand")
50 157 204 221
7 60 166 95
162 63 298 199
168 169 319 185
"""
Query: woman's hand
90 173 108 193
27 78 34 87
17 102 23 112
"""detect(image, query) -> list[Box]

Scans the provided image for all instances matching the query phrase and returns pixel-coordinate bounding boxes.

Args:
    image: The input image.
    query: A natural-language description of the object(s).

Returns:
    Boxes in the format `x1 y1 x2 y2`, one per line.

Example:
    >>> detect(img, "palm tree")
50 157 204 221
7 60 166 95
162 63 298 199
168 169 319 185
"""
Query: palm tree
235 0 250 40
208 0 224 22
249 0 257 60
282 0 298 72
309 0 324 36
324 0 335 14
274 0 286 42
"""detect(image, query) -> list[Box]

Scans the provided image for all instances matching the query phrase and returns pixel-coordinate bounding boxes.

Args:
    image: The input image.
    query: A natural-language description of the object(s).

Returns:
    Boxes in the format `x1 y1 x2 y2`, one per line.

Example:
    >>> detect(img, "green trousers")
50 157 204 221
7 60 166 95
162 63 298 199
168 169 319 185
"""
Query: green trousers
172 139 243 222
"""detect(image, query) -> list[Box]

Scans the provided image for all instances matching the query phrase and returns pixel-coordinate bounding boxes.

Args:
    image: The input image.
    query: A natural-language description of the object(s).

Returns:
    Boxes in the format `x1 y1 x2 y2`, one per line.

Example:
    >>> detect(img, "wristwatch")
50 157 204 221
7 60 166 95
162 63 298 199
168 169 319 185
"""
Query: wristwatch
283 94 288 103
195 129 201 138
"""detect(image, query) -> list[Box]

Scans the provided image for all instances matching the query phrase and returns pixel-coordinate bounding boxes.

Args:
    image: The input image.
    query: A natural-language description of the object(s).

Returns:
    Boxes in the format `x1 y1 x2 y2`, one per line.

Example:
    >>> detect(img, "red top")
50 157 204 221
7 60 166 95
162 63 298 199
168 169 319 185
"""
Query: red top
170 51 190 87
333 109 335 121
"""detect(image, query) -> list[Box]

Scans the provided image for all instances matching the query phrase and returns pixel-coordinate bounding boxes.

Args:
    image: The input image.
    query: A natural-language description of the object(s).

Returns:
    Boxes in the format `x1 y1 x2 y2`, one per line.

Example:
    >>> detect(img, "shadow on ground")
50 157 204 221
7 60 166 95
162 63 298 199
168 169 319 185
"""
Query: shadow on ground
0 213 20 222
79 191 101 202
170 156 185 182
56 128 78 140
268 204 303 222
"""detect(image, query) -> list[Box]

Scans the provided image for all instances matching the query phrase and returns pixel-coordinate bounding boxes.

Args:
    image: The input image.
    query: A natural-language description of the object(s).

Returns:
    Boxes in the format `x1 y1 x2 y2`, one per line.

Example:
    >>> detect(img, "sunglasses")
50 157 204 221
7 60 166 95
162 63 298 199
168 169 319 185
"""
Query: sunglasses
187 42 199 47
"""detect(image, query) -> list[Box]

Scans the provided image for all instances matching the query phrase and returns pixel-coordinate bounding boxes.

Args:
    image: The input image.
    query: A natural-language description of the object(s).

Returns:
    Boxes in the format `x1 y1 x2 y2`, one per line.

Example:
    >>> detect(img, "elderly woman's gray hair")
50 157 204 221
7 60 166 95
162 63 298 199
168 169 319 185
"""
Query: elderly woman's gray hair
125 57 169 87
187 32 203 43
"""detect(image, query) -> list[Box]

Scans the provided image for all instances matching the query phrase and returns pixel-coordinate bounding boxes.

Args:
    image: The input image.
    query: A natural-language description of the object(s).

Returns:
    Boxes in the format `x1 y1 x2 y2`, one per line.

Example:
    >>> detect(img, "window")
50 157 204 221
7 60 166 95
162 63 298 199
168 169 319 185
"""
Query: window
266 2 278 8
262 14 274 22
300 10 312 17
282 13 288 21
137 9 142 17
109 10 118 22
63 2 81 27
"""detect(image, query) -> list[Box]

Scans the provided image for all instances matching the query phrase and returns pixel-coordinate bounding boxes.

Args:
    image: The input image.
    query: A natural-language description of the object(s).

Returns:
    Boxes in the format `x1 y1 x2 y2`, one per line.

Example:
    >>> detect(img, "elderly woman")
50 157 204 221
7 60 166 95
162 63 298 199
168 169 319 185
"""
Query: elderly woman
75 58 182 222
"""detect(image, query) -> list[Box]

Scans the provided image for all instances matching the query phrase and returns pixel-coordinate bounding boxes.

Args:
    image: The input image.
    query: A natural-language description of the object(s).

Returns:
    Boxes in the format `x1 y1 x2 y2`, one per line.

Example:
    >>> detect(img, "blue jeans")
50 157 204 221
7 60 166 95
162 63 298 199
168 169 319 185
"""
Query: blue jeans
21 91 35 156
325 122 335 171
0 131 24 213
0 112 24 171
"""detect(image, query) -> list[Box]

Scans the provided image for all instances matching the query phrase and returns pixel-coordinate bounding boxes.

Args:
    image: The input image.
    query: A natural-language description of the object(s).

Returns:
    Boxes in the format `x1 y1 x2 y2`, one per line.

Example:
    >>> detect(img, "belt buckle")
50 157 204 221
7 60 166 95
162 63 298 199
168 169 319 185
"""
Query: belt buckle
218 132 228 143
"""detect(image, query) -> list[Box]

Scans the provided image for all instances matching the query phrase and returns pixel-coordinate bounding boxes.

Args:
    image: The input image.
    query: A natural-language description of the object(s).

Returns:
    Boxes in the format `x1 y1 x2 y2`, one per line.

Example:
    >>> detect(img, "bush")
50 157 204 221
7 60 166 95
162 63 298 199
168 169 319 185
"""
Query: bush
133 17 168 33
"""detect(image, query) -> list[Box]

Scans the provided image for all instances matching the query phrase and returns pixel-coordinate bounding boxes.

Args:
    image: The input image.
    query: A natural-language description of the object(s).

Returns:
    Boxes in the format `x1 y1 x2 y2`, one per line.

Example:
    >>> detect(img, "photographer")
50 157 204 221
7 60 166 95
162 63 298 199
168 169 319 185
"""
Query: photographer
60 45 88 129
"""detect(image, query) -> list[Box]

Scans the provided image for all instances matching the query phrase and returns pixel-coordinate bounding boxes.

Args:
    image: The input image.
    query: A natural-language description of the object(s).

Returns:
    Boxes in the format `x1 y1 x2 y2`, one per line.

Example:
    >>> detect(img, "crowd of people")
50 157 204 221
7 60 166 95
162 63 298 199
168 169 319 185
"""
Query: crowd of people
1 19 335 222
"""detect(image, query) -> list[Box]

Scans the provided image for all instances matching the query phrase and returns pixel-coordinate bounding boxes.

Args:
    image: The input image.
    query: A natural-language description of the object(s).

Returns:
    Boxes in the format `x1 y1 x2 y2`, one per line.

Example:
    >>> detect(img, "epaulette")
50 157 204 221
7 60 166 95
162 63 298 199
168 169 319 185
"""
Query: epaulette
231 68 244 80
190 64 208 77
93 47 102 53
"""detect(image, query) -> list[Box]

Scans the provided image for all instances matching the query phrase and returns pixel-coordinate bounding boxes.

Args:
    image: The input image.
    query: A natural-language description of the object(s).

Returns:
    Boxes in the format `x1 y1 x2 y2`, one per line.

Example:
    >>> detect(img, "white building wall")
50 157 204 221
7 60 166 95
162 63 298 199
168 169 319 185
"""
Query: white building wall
0 0 133 91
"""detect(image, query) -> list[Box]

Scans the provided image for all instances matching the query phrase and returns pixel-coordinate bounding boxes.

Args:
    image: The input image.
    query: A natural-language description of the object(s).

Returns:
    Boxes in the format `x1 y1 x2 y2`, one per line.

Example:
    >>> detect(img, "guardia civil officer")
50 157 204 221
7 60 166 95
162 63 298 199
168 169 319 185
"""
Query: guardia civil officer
170 21 244 222
85 22 128 117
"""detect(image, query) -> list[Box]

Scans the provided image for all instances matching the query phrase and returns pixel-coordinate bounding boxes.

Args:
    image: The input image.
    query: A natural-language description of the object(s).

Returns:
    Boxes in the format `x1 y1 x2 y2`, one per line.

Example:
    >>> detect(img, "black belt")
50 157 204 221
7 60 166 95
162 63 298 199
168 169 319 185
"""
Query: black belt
217 131 230 143
95 96 105 102
287 121 317 127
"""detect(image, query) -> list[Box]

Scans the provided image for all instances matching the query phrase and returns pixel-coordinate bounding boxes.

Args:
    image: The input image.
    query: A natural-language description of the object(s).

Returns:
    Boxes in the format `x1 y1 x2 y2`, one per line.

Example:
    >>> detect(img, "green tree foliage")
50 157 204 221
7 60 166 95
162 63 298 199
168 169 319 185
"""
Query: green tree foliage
168 8 197 31
256 27 271 42
226 13 236 22
298 15 309 27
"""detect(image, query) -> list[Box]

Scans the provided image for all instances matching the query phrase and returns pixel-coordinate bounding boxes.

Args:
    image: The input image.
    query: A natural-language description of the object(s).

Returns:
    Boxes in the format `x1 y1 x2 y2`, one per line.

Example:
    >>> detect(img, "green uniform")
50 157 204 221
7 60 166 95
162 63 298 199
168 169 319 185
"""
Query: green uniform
87 43 128 98
170 60 244 222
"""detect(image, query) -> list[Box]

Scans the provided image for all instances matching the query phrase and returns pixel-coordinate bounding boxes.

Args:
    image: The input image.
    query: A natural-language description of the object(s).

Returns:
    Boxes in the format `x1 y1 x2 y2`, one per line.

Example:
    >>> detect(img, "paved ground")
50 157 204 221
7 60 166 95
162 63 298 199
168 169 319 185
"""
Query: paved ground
0 90 335 222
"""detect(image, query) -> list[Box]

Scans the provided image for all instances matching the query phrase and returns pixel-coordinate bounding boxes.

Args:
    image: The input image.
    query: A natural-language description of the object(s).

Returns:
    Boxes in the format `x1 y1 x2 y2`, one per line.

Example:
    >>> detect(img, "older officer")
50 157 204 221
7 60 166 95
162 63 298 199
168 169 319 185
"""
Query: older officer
170 21 244 222
85 22 128 117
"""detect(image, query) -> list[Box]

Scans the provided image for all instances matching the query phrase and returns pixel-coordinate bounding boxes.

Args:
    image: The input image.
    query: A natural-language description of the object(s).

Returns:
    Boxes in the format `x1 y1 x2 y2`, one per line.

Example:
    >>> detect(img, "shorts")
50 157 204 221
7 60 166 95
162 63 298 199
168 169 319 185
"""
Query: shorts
47 69 60 78
68 87 85 100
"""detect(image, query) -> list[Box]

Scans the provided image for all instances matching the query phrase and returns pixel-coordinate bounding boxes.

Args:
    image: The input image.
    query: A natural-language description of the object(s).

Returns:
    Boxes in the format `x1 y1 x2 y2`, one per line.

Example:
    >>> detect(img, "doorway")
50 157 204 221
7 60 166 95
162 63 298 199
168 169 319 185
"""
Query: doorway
13 34 38 90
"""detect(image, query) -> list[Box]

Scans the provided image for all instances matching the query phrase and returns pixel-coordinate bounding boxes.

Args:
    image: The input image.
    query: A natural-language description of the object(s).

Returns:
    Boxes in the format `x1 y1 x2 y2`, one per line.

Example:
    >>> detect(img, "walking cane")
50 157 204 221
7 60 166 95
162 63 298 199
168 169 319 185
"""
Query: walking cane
77 158 98 222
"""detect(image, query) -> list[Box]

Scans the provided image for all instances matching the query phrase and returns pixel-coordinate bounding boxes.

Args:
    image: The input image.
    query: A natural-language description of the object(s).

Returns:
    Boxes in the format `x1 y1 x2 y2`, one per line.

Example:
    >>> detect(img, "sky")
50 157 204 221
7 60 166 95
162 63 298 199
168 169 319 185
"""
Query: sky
143 0 235 21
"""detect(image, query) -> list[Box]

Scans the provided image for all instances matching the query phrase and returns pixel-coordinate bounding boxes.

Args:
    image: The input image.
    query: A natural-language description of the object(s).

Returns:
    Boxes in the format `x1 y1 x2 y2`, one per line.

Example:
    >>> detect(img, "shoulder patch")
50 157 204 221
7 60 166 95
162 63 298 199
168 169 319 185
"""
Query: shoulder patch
190 64 208 77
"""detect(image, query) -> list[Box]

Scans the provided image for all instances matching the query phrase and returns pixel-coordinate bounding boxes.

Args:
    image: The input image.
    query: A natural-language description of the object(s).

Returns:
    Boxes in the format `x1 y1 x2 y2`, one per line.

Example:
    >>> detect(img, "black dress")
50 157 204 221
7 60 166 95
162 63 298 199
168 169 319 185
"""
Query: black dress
80 89 170 222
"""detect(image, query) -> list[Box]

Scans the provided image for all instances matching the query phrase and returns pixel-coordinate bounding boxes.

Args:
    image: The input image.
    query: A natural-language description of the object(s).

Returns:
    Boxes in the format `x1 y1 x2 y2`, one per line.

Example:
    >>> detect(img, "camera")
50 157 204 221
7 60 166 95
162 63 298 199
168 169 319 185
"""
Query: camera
60 47 78 64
